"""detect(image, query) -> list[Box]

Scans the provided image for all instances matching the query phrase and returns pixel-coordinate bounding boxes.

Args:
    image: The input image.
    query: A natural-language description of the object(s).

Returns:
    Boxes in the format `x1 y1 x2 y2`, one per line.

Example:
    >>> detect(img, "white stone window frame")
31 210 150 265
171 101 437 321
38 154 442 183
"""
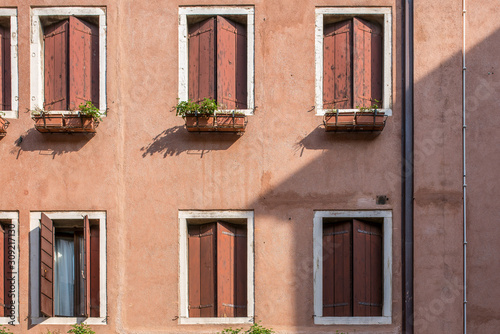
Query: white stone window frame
29 211 107 325
315 7 392 116
0 212 19 325
178 6 255 116
179 210 254 325
313 210 392 325
30 7 107 116
0 8 18 119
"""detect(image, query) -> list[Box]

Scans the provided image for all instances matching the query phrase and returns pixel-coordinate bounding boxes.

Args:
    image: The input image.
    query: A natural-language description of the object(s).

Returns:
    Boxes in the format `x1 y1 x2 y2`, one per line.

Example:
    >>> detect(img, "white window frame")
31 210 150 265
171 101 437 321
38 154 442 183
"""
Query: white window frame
313 210 392 325
178 6 255 115
0 211 19 325
179 210 254 325
30 7 107 115
0 8 18 119
315 7 392 116
29 211 107 325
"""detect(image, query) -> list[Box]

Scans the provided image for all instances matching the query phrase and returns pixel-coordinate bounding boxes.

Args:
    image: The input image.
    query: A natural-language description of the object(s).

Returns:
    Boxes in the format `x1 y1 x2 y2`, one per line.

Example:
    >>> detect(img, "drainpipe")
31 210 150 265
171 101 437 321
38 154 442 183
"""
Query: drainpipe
402 0 414 333
462 0 467 332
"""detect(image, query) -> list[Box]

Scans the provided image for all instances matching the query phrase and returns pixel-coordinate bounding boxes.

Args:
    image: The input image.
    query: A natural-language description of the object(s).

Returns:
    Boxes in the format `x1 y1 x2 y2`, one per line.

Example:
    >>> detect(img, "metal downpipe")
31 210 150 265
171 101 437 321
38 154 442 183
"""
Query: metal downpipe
462 0 467 332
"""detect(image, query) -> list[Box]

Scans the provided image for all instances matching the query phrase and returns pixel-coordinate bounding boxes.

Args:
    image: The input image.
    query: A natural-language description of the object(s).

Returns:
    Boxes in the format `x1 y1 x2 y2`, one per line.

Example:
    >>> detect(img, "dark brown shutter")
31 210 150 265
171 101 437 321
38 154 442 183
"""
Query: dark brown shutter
68 17 99 110
40 213 54 317
0 25 11 111
188 223 216 317
3 224 13 317
353 219 383 316
83 215 91 317
353 18 383 108
188 17 216 104
44 20 69 111
323 20 353 109
216 222 247 317
0 224 4 317
90 224 100 317
323 221 352 316
216 16 247 109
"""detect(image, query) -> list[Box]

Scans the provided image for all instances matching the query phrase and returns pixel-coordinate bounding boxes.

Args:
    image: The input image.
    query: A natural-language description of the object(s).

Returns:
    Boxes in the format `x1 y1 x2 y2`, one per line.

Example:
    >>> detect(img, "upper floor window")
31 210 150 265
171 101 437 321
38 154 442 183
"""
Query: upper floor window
0 9 18 119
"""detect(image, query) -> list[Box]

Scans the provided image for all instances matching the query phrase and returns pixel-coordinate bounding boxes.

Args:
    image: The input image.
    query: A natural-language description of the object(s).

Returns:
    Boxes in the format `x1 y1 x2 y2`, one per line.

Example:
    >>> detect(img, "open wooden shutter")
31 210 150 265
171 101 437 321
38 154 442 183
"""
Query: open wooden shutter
0 25 11 111
353 18 383 108
40 213 54 317
216 16 247 109
188 223 216 317
89 223 100 317
68 17 99 110
44 20 69 111
188 17 216 104
83 215 91 317
353 219 383 316
323 20 353 109
323 221 352 316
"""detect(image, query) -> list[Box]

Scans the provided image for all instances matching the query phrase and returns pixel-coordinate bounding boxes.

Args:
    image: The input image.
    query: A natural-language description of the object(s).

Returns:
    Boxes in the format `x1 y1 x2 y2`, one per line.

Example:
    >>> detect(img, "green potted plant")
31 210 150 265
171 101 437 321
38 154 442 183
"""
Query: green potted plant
0 111 10 137
323 100 386 132
355 100 386 130
176 98 247 132
32 101 102 133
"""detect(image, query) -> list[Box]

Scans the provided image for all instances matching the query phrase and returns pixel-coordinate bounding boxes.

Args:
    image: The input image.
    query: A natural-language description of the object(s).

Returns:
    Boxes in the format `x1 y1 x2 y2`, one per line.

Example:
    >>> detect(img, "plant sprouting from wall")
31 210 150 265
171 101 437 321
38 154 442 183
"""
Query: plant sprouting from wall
219 321 275 334
67 323 95 334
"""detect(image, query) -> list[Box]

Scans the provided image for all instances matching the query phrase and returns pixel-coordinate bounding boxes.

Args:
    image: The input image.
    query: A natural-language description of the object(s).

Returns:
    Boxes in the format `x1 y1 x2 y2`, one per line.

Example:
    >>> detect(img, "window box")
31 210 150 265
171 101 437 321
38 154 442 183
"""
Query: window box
32 114 99 133
184 113 247 133
0 116 9 137
323 110 386 132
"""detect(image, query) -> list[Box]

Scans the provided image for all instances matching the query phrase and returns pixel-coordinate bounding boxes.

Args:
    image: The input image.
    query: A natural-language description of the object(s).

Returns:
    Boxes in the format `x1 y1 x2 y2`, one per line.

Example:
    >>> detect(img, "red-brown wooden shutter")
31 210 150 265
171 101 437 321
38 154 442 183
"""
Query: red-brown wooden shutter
323 20 353 110
216 16 247 109
68 17 99 110
0 224 4 317
0 25 11 111
90 224 100 317
2 224 13 317
188 223 216 317
40 213 54 317
83 215 91 317
323 221 352 316
353 18 383 109
216 222 247 317
44 20 69 111
188 17 216 104
353 219 382 316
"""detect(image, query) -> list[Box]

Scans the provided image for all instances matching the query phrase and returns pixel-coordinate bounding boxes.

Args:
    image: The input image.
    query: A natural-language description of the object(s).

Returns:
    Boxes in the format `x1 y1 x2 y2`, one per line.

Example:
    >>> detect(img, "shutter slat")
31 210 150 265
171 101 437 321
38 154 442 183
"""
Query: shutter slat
188 18 216 104
353 18 383 108
0 26 11 111
84 215 91 317
69 17 99 110
44 20 69 111
90 224 100 317
40 213 54 317
323 20 352 109
217 16 247 109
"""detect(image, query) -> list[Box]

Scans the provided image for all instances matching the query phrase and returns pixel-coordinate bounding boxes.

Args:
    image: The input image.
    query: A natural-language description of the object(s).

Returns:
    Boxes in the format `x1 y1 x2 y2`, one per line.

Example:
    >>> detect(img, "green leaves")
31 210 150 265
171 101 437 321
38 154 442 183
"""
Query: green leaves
219 321 275 334
67 323 95 334
78 101 102 122
175 98 220 117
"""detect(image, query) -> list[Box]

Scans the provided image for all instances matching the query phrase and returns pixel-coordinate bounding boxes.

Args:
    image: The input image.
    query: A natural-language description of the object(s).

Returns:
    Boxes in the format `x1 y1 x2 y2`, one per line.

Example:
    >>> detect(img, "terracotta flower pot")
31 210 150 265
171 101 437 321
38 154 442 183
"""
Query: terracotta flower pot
33 114 99 133
184 114 247 132
0 117 10 137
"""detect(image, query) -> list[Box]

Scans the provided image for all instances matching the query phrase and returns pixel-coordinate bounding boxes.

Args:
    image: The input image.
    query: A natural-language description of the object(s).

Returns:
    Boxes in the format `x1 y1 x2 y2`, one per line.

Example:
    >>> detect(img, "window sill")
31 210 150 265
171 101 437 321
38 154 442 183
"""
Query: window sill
1 111 18 119
316 108 392 117
31 317 106 325
314 316 392 325
0 317 18 325
179 317 253 325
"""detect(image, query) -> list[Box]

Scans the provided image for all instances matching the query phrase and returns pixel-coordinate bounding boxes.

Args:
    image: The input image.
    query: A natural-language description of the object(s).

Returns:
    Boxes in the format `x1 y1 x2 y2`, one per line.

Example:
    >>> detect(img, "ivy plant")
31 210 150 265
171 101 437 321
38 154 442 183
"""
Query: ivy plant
78 101 102 121
67 323 95 334
0 326 13 334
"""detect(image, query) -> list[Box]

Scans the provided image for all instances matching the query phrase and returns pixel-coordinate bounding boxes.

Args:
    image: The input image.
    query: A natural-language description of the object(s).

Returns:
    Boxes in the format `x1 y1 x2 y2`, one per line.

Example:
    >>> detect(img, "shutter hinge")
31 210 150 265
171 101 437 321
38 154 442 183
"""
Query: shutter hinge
324 303 348 308
222 231 246 237
357 229 382 237
189 304 213 309
324 230 348 236
358 302 382 307
222 303 246 309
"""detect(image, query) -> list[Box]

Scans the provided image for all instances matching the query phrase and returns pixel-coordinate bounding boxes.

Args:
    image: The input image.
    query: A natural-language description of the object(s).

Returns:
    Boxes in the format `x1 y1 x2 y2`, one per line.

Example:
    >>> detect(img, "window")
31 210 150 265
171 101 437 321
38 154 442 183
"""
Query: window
30 7 106 115
313 211 392 325
315 8 392 116
179 211 254 325
178 6 254 115
30 212 106 325
0 212 18 325
0 9 18 119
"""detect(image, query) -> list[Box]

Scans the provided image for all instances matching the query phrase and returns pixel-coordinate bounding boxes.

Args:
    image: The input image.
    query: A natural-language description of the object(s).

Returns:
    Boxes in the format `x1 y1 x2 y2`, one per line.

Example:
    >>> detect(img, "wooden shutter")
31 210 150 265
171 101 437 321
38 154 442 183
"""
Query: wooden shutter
353 18 383 108
216 16 247 109
353 219 383 316
40 213 54 317
188 223 216 317
0 25 11 111
188 17 216 104
68 17 99 110
323 221 352 316
83 215 91 317
0 225 4 317
44 20 69 111
90 224 100 317
217 222 247 317
323 20 353 109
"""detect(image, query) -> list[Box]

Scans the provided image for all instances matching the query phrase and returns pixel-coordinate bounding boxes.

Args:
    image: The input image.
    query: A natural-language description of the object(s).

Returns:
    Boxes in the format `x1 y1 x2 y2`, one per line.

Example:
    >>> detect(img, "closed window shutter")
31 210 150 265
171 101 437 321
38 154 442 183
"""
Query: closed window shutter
83 215 91 317
44 20 69 111
89 223 100 317
0 225 4 317
353 219 383 316
188 17 216 105
353 18 383 108
323 20 353 109
188 223 216 317
68 17 99 110
323 221 352 316
0 25 11 111
40 213 54 317
216 16 247 109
